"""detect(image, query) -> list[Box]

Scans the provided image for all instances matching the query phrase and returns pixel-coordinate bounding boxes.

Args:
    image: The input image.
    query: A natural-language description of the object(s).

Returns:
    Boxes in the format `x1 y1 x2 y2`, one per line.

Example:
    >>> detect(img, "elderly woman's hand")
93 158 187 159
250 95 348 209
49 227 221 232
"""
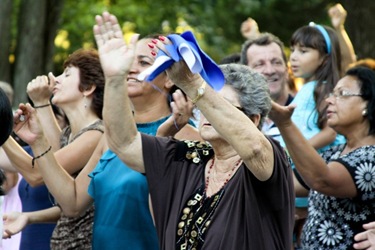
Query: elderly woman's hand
149 37 201 90
268 101 296 128
93 12 139 79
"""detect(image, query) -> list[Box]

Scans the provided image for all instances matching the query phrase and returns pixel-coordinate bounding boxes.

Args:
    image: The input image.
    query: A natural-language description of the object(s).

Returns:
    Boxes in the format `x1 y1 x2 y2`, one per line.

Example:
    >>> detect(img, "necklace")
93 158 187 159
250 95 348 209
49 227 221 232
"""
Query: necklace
205 157 242 196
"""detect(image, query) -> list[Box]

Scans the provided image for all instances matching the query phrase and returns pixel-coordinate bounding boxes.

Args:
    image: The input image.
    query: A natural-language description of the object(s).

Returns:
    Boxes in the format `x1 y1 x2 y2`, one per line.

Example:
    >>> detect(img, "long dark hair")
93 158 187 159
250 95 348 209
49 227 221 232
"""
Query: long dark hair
291 25 341 129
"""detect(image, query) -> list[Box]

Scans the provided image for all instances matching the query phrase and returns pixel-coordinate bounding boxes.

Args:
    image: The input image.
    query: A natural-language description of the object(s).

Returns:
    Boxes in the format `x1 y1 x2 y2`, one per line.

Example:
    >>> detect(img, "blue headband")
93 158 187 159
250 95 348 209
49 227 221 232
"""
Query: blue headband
309 22 331 54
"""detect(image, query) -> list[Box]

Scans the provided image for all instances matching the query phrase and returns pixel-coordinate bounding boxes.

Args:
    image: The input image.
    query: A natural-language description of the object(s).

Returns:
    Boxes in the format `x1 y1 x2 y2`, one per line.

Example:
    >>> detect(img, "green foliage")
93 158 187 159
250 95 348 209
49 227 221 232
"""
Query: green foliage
54 0 339 72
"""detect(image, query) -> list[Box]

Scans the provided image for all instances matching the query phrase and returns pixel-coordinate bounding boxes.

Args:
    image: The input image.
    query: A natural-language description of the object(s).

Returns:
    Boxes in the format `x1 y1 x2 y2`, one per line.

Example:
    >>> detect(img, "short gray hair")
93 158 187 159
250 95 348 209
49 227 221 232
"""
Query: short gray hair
219 64 271 129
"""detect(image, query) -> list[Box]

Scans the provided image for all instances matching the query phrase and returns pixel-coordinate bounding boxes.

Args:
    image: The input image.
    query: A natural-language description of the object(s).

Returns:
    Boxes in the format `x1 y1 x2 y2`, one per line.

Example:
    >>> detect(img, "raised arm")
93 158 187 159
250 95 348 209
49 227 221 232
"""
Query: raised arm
8 103 101 216
269 101 356 197
94 12 144 173
156 89 201 141
27 74 62 151
328 3 356 73
2 106 103 187
150 41 274 181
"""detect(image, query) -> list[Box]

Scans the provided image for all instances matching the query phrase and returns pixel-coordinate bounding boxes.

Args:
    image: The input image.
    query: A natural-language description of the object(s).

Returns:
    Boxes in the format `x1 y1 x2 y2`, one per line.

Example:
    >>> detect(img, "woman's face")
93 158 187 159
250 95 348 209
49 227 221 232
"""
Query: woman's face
326 75 367 132
126 38 170 98
289 43 325 82
51 66 82 107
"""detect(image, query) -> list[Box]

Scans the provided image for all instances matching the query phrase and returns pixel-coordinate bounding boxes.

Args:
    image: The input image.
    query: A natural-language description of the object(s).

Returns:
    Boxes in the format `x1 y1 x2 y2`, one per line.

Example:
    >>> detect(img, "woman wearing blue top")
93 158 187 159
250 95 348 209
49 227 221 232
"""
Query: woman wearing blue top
6 35 201 249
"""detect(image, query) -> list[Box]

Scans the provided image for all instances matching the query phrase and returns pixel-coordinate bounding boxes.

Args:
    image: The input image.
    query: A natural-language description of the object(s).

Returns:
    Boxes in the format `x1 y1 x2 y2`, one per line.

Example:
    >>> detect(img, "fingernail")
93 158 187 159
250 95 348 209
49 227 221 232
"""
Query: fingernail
151 51 156 56
147 43 155 49
159 36 166 41
151 39 158 44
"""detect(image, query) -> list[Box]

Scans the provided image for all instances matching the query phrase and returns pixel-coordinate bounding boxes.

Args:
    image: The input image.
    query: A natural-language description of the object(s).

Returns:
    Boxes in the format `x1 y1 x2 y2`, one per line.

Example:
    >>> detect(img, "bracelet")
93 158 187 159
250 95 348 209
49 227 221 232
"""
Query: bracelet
34 103 51 109
191 81 206 104
32 145 52 168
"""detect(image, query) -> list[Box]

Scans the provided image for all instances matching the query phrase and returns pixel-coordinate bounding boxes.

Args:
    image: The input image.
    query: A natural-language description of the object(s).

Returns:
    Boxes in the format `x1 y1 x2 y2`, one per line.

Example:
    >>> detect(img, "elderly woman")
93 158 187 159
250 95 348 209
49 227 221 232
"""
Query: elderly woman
93 12 294 249
270 66 375 250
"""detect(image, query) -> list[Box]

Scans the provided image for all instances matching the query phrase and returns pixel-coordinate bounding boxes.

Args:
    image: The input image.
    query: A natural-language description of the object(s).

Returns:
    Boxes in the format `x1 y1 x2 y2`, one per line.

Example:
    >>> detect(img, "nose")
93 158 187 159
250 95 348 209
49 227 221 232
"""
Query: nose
262 62 276 75
289 51 297 62
325 93 335 104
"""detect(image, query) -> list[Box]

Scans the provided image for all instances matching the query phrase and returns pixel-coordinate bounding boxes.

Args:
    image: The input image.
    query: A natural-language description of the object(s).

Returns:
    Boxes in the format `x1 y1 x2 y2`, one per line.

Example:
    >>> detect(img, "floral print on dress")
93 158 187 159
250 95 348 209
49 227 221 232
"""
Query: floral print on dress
301 144 375 250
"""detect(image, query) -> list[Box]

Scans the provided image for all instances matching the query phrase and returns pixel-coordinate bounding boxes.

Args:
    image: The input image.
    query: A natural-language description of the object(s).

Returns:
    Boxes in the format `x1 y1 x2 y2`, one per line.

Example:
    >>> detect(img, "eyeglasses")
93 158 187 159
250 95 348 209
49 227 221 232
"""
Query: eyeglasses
328 90 363 100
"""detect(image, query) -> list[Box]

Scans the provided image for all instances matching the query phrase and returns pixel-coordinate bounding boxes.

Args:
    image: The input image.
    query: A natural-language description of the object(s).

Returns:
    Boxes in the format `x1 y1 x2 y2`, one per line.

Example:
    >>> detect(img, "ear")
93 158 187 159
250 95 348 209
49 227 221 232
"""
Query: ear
250 113 261 127
83 85 97 97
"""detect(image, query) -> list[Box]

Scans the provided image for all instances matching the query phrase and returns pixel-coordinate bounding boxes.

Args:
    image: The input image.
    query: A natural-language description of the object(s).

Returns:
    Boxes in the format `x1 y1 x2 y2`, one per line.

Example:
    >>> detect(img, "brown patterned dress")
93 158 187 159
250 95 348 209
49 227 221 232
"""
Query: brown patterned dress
50 120 103 250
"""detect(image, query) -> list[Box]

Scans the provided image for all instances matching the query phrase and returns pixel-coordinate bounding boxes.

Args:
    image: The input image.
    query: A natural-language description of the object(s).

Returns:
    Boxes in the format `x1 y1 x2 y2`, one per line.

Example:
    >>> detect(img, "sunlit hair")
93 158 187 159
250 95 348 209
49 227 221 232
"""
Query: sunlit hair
219 64 271 129
240 32 287 66
63 49 104 119
348 58 375 71
291 25 341 129
345 66 375 135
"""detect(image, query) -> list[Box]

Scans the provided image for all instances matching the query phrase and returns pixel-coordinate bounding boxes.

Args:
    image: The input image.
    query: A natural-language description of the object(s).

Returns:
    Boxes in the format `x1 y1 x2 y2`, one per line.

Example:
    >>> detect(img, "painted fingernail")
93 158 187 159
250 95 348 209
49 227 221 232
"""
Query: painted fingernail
158 36 166 41
151 51 156 56
151 39 158 44
147 43 155 49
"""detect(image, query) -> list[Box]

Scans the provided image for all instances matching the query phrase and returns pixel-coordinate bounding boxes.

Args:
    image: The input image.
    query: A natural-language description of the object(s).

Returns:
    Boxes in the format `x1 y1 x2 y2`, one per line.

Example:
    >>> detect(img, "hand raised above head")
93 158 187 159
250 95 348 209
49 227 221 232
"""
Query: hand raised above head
93 11 139 78
328 3 347 29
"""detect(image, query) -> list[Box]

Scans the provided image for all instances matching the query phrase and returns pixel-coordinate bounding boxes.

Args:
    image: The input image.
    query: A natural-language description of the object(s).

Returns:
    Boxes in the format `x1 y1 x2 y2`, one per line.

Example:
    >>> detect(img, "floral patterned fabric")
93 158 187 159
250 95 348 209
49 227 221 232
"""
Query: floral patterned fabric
301 144 375 250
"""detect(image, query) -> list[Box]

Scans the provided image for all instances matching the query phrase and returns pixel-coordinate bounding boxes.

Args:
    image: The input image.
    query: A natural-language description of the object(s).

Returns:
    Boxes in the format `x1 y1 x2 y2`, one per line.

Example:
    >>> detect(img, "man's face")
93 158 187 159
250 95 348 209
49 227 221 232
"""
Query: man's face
246 42 288 101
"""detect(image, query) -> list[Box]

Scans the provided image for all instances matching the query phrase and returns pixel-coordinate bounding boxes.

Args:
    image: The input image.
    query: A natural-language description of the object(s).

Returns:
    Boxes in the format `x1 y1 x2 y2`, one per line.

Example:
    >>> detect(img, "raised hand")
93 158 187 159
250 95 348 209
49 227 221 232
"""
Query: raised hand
3 212 29 239
240 17 260 40
328 3 347 29
268 101 296 128
26 75 52 106
93 12 139 78
13 103 44 145
156 89 194 137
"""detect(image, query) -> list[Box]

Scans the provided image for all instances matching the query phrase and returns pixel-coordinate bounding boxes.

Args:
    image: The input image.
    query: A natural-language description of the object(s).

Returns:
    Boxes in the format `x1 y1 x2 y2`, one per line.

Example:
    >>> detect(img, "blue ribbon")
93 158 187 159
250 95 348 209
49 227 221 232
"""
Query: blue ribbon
137 31 225 91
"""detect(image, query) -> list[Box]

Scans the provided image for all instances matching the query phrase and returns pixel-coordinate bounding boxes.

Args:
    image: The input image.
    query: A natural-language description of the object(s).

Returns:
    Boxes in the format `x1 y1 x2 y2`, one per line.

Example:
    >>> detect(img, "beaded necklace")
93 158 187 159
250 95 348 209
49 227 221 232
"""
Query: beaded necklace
204 157 242 197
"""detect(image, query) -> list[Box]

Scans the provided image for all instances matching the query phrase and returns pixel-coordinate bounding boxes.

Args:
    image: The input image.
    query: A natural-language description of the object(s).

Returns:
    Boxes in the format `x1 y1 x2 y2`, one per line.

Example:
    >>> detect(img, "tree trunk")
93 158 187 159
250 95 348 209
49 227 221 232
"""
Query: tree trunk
0 0 13 83
13 0 48 105
12 0 64 105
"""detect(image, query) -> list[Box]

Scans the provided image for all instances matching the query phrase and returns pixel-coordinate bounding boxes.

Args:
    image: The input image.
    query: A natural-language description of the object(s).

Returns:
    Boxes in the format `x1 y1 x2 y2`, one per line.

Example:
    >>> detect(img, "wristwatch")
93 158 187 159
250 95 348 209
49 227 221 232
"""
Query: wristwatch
191 81 206 104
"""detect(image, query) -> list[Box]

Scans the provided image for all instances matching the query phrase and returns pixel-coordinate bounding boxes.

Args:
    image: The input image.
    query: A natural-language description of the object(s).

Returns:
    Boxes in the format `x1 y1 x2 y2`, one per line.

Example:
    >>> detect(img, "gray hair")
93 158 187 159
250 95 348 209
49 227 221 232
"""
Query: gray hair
219 64 271 129
240 32 287 66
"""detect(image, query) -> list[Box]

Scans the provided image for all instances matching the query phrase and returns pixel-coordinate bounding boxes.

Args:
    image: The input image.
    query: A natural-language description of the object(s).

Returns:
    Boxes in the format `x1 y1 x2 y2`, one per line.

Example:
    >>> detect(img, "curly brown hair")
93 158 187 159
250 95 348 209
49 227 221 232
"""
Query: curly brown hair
63 49 104 119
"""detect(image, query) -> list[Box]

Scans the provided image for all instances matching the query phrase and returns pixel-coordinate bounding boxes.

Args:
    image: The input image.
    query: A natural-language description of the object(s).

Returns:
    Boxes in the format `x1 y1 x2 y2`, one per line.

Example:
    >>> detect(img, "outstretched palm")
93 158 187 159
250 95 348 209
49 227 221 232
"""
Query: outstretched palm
93 12 138 78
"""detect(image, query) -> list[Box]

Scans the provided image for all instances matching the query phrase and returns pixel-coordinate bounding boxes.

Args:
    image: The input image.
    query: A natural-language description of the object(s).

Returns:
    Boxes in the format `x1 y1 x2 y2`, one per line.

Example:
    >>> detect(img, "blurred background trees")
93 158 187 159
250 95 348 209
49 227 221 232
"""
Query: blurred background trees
0 0 374 106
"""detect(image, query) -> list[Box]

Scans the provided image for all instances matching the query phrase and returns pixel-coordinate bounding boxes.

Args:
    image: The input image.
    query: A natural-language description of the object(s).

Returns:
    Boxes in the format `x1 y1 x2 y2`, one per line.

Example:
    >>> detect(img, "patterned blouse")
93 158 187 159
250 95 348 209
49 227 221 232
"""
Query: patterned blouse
50 120 103 250
301 144 375 250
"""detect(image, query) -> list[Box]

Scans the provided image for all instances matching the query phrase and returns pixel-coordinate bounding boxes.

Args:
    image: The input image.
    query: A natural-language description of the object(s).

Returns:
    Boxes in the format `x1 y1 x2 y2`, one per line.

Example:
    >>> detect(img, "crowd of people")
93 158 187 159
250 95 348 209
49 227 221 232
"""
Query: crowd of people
1 3 375 250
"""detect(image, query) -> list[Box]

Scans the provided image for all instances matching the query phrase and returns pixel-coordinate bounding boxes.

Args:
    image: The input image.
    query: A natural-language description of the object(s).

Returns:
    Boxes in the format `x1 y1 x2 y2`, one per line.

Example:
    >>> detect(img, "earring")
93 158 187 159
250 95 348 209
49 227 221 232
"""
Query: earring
84 96 87 109
362 109 368 116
